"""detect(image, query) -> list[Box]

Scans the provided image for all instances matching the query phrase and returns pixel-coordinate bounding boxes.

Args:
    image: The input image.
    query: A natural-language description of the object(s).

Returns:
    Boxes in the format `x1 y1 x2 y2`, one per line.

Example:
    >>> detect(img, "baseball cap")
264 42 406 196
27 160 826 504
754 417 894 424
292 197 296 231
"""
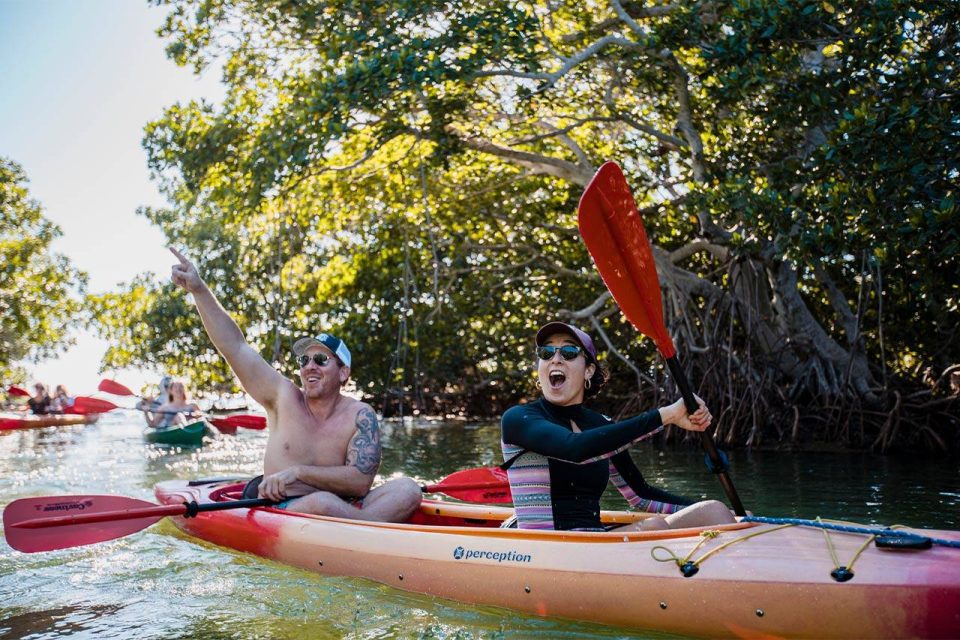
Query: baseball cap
292 333 352 367
535 322 598 363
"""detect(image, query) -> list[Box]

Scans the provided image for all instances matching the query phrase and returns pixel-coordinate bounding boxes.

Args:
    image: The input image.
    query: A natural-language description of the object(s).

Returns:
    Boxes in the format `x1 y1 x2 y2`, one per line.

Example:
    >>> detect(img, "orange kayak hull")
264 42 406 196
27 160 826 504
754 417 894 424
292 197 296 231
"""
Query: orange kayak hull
155 479 960 638
0 413 98 431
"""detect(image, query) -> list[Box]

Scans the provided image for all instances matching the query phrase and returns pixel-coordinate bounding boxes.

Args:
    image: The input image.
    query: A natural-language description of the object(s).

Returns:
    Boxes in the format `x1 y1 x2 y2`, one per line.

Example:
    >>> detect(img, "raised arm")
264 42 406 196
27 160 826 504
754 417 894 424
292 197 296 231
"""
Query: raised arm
501 397 713 465
501 405 664 464
169 247 287 408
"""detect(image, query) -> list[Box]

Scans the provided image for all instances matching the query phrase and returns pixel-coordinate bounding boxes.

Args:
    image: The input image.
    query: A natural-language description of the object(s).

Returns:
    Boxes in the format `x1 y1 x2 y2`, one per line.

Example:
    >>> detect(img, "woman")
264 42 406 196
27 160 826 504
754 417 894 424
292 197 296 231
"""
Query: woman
50 385 74 413
500 322 736 531
149 380 201 428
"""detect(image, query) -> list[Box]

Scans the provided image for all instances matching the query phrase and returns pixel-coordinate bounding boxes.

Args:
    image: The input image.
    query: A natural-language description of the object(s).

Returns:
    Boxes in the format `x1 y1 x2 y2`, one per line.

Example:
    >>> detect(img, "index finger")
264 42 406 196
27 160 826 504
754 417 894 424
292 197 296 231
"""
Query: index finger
168 246 189 265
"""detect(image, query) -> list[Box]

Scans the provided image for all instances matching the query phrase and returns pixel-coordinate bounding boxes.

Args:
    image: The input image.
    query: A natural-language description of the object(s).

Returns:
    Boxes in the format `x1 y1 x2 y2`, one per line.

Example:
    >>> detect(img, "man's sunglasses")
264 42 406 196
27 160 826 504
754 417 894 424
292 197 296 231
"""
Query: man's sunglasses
536 345 584 361
297 353 333 367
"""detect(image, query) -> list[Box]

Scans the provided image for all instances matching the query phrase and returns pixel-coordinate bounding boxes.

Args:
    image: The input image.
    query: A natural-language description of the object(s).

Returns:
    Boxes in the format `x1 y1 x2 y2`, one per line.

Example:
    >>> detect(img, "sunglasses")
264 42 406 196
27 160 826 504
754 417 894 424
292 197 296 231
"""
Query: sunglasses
297 353 333 367
536 345 584 361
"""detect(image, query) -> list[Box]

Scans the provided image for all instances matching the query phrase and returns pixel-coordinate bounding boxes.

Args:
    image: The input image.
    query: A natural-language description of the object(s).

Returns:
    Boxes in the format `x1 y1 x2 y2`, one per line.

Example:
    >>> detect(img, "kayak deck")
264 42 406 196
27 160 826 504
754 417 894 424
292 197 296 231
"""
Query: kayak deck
155 479 960 638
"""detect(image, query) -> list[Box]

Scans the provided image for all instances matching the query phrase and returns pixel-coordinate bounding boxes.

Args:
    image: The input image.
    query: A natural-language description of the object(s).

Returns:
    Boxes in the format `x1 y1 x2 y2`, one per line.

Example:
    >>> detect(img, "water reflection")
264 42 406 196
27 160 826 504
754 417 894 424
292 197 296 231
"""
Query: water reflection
0 603 125 638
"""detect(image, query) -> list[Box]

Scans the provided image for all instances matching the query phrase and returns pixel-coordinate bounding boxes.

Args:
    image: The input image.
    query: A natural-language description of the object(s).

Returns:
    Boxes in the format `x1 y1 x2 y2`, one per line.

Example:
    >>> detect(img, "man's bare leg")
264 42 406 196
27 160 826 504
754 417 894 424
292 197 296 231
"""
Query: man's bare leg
283 477 422 522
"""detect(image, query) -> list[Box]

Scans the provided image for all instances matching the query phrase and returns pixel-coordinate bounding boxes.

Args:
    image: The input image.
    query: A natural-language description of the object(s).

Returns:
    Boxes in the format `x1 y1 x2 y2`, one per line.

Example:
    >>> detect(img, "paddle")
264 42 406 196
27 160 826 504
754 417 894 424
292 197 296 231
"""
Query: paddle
63 396 120 415
3 494 274 553
421 466 511 503
97 378 136 396
98 379 266 430
577 161 747 516
7 385 30 397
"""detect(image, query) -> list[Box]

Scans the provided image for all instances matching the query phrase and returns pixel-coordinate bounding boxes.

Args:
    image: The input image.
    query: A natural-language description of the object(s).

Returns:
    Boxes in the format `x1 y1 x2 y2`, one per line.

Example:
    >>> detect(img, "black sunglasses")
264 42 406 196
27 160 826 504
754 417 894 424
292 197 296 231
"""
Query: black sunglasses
297 353 332 367
536 345 584 361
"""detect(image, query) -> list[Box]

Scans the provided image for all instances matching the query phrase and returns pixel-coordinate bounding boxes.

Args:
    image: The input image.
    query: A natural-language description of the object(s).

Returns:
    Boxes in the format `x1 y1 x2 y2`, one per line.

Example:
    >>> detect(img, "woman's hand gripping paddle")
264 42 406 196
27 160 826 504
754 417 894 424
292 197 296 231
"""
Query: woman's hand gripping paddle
577 161 746 516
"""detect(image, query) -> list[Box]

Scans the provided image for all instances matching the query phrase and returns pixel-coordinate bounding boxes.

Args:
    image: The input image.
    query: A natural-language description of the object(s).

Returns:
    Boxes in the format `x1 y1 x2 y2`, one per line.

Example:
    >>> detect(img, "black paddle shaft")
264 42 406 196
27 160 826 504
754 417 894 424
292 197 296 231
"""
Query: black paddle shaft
665 356 747 516
185 497 276 517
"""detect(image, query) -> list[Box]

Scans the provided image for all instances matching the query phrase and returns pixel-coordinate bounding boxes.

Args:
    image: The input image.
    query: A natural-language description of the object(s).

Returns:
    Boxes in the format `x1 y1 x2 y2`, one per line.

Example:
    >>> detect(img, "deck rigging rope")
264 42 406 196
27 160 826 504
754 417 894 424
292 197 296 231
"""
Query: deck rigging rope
650 515 959 579
743 516 960 549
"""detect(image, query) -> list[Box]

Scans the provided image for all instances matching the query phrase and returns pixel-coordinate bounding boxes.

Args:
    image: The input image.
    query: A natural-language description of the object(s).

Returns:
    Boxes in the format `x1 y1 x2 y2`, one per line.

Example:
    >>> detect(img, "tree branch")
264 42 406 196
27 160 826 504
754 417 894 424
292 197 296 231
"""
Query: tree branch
449 126 595 185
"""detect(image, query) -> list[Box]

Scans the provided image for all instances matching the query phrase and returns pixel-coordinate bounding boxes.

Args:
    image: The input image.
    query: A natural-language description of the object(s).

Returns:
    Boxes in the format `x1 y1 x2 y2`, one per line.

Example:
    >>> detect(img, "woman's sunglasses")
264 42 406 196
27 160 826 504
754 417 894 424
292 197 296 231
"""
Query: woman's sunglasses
536 345 584 361
297 353 332 367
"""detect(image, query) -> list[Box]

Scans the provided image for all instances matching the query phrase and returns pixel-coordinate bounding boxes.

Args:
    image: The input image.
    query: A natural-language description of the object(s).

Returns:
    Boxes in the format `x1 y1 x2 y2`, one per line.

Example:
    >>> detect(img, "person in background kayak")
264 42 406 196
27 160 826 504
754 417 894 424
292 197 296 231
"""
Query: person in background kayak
27 383 52 415
149 380 202 428
50 385 75 413
500 322 736 531
168 247 422 522
137 376 172 414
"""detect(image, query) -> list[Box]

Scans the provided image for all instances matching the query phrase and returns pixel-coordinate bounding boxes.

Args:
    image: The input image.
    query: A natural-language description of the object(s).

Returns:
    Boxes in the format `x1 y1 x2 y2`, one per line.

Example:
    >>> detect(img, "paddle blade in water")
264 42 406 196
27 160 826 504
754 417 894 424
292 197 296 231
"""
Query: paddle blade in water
423 467 512 503
209 414 266 430
64 396 119 414
98 379 135 396
7 385 30 397
3 495 172 553
578 161 676 359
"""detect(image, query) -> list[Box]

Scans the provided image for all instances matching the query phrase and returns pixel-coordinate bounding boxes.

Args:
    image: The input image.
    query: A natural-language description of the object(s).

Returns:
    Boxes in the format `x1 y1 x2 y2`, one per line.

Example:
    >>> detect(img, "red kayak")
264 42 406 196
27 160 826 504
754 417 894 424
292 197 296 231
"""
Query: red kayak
0 413 99 432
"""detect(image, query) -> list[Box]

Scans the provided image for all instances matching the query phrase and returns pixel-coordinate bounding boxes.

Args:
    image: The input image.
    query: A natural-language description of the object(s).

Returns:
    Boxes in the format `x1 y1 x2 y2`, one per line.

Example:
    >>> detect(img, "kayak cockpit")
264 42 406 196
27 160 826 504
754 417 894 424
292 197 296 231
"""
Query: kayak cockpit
203 482 757 541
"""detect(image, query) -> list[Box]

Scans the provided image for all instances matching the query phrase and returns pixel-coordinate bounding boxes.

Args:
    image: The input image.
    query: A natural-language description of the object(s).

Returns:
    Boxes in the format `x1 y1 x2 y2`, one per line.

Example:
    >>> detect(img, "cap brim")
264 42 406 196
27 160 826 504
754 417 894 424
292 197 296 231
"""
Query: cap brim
292 338 322 357
536 322 582 347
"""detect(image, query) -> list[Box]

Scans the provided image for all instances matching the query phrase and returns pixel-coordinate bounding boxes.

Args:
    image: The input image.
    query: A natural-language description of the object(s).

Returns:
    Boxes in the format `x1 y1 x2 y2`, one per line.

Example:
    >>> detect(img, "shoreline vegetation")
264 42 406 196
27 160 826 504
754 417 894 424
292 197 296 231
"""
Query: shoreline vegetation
4 3 958 454
373 361 960 455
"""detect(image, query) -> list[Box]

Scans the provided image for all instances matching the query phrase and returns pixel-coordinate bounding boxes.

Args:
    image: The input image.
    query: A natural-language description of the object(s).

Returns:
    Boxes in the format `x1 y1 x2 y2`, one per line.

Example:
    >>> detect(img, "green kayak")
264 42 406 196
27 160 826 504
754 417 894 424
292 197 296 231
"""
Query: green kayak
145 421 207 446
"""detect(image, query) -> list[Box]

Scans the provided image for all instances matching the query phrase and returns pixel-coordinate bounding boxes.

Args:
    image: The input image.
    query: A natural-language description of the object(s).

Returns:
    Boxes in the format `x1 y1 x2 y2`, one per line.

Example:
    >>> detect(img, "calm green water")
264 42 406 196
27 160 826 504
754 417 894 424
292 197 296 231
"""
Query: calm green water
1 411 957 639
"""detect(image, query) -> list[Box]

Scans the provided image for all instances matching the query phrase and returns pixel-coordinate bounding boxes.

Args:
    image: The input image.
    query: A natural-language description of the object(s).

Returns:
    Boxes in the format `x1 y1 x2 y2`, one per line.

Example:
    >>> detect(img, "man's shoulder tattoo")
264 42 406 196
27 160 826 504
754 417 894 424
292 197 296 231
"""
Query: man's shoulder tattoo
347 406 382 476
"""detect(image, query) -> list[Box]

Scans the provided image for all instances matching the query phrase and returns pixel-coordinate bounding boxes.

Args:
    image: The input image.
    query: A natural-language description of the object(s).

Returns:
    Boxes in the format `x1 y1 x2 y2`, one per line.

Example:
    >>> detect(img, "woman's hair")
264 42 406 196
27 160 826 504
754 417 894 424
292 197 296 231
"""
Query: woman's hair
584 360 609 399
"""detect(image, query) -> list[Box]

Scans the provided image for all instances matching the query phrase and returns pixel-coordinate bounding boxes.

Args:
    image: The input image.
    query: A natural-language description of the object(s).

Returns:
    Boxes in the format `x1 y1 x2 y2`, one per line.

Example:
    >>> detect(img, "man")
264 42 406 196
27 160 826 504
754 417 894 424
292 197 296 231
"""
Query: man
137 375 172 427
169 247 422 522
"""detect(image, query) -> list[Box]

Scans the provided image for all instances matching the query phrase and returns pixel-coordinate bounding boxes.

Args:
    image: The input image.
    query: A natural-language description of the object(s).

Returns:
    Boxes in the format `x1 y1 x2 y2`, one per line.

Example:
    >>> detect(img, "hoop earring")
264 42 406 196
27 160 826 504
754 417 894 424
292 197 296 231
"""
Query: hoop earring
535 379 542 388
584 378 592 390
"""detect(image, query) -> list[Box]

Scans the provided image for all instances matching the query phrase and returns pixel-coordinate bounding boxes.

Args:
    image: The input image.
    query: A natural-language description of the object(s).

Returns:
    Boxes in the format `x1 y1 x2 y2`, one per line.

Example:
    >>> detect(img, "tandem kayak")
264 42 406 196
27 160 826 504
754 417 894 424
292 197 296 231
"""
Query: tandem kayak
155 479 960 638
0 413 99 432
144 421 207 446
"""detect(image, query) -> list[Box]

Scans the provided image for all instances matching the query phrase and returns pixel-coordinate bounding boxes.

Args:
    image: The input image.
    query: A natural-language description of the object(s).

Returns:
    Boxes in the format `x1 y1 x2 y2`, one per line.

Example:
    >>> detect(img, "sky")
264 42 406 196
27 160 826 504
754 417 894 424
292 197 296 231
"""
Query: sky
1 0 223 394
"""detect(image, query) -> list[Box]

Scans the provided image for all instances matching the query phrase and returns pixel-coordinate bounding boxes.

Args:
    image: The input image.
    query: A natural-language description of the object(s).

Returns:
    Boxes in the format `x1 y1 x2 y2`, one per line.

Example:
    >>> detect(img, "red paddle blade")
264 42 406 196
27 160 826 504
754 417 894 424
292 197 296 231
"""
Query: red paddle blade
98 379 135 396
209 414 266 430
64 396 119 414
7 385 30 397
578 161 676 359
3 495 172 553
424 467 512 503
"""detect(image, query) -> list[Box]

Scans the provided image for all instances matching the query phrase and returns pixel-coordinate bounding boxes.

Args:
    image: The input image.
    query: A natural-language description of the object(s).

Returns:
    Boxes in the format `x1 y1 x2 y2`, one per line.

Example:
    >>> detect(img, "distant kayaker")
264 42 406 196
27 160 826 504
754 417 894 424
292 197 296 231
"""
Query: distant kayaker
150 380 202 428
168 247 422 522
136 376 173 414
27 383 52 415
500 322 736 531
50 385 75 413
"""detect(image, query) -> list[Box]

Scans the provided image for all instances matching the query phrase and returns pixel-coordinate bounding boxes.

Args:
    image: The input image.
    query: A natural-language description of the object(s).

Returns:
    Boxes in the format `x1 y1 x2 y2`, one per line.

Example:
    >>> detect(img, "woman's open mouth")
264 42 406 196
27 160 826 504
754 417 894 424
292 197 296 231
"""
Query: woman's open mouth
548 370 566 389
